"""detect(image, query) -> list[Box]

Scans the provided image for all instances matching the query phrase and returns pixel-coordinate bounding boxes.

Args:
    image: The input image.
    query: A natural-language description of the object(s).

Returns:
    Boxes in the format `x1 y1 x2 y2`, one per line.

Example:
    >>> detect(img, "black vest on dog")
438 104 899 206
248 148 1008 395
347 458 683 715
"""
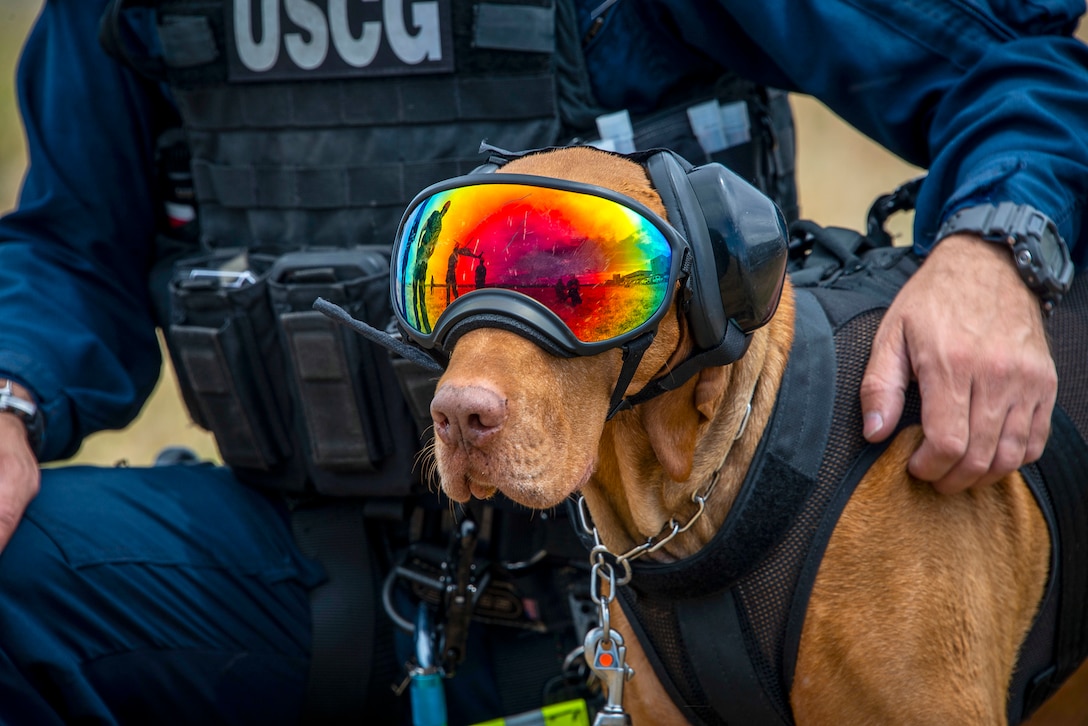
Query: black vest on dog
617 246 1088 725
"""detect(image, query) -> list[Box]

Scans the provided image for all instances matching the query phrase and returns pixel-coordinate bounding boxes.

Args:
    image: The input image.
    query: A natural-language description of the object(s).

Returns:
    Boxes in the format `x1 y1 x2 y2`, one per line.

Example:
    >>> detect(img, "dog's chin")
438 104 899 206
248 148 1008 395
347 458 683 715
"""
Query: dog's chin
438 458 595 510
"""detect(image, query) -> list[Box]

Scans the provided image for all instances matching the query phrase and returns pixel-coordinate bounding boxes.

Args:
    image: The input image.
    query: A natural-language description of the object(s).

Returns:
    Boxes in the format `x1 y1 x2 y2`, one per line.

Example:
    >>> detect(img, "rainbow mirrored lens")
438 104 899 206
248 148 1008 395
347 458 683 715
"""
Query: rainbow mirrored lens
392 182 675 345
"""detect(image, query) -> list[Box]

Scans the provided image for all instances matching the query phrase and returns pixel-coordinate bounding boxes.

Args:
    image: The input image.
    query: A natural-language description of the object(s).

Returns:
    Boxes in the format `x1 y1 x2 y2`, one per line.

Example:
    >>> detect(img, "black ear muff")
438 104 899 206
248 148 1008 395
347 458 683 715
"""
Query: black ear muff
646 150 788 349
645 151 727 350
688 162 789 333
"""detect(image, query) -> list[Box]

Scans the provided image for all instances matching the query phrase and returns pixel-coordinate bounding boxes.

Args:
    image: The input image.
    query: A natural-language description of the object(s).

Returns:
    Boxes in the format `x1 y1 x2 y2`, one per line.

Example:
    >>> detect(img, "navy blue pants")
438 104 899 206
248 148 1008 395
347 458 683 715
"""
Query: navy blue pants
0 464 573 725
0 464 325 726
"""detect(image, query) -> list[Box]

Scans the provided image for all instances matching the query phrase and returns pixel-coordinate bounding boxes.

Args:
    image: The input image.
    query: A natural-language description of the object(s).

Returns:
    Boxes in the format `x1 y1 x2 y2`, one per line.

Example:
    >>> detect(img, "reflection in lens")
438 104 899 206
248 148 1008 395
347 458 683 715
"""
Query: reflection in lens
393 184 673 344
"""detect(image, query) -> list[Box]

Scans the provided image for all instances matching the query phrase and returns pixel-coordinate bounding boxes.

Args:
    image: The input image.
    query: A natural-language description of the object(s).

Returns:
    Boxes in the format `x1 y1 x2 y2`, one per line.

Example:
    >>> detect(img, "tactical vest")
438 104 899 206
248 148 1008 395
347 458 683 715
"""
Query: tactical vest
617 249 1088 725
102 0 799 496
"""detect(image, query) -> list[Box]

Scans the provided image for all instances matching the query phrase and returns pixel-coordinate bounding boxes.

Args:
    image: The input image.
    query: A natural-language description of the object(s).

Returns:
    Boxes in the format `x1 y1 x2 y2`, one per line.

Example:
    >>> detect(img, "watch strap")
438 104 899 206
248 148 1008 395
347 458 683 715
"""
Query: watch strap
939 201 1046 242
937 202 1074 313
0 379 43 455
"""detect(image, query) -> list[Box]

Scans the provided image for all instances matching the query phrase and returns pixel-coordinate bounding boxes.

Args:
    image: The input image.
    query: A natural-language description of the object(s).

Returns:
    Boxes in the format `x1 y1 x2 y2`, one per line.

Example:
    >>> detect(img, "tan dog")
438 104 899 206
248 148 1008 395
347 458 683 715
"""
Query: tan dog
426 146 1051 724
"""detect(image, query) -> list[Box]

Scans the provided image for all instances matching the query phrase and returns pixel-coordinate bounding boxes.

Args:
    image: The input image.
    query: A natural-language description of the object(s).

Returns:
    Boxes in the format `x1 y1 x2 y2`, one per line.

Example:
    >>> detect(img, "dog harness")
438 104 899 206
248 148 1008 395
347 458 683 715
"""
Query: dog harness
617 248 1088 725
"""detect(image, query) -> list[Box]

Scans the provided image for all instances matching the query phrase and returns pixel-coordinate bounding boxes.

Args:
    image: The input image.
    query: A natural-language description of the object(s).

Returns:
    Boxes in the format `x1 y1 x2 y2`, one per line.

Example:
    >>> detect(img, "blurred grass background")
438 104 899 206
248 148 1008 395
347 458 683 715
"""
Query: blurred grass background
2 3 1088 720
0 0 926 466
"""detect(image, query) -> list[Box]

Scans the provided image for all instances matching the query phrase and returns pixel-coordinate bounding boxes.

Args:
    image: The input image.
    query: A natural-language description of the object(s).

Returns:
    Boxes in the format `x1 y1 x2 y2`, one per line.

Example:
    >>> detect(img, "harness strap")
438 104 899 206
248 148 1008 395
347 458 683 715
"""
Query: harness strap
1020 406 1088 718
619 321 753 413
291 502 396 722
621 289 835 597
681 590 791 726
612 289 837 724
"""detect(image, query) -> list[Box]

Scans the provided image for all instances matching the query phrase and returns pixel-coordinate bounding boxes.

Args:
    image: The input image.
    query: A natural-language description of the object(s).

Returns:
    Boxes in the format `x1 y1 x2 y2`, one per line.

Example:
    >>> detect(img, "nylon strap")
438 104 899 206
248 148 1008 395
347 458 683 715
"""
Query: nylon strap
606 333 655 420
1021 406 1088 715
291 503 385 722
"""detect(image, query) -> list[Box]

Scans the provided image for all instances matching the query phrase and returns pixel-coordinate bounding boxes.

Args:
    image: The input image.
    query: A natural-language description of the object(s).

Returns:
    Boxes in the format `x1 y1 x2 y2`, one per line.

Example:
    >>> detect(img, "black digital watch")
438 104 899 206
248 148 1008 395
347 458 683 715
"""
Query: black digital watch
936 202 1075 314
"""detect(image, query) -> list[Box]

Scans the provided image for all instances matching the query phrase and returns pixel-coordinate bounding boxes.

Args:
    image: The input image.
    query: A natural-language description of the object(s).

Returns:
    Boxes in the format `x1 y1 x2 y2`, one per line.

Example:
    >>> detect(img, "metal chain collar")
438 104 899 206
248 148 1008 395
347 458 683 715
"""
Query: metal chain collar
576 467 721 617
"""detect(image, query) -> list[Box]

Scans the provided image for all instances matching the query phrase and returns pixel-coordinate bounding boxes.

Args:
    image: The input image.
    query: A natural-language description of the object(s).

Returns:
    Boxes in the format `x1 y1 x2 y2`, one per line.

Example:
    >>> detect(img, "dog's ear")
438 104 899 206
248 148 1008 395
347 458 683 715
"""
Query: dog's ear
641 313 731 482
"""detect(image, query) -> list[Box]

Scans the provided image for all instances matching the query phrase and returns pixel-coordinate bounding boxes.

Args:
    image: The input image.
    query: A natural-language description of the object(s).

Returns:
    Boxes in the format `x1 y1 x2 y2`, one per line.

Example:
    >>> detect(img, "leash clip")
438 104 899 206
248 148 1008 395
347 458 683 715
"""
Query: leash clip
584 626 634 725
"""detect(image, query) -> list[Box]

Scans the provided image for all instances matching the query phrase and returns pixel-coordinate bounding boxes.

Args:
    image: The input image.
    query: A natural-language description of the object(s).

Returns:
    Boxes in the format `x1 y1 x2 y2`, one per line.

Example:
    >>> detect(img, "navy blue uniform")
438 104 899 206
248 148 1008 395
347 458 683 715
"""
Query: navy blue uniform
1 1 1086 723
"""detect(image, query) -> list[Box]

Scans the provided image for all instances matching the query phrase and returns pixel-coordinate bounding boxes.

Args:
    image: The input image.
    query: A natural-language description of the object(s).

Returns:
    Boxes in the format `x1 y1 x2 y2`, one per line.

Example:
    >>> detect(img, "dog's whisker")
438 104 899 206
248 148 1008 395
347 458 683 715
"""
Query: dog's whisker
412 440 443 494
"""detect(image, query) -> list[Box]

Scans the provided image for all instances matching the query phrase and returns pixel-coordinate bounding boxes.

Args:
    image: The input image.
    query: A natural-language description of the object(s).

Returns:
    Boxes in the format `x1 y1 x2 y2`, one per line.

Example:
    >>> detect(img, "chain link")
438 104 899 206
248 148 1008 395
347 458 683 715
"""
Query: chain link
576 469 720 618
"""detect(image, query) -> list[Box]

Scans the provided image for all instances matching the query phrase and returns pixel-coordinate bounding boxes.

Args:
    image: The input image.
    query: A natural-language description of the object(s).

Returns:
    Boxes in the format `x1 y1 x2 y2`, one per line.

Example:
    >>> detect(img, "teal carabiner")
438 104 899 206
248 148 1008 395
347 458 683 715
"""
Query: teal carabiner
410 602 447 726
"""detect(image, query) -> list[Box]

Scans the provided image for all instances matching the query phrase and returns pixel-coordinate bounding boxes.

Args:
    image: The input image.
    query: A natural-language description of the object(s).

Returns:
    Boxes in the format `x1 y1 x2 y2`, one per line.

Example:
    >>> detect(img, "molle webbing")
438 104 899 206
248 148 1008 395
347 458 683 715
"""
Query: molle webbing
108 1 797 249
146 0 567 251
616 79 798 224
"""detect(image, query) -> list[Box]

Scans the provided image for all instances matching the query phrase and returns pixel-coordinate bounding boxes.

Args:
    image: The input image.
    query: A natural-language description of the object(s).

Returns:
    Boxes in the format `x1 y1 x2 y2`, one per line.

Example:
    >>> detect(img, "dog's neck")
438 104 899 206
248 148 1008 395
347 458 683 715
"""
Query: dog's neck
582 286 796 562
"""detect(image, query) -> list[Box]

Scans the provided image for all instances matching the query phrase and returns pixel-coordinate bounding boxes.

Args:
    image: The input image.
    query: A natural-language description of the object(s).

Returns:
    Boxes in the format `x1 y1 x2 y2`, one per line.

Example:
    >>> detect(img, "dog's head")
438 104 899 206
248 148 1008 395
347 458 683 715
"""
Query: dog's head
412 146 787 509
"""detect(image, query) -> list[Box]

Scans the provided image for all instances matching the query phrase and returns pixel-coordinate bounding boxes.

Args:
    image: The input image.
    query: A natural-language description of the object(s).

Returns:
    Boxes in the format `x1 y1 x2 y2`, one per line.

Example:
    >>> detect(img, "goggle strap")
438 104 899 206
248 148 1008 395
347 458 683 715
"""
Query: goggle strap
605 332 656 420
314 297 446 373
616 321 753 413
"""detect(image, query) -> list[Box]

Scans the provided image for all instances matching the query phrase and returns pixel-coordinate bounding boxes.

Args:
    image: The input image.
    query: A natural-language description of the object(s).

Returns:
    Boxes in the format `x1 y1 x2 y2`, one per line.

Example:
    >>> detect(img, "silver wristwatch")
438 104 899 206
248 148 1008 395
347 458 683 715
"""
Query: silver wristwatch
936 202 1075 314
0 379 43 453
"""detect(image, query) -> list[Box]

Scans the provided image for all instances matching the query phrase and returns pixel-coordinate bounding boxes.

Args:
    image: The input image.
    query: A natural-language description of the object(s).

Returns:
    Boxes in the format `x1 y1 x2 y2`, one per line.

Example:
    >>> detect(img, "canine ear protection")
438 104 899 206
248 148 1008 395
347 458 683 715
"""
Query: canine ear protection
475 144 788 353
644 149 788 350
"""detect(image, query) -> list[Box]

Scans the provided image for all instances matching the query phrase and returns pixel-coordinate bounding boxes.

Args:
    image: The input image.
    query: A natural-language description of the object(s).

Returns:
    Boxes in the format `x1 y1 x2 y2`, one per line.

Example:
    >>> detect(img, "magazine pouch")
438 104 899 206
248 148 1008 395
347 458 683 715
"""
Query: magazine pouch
386 319 442 441
268 248 419 496
167 249 293 475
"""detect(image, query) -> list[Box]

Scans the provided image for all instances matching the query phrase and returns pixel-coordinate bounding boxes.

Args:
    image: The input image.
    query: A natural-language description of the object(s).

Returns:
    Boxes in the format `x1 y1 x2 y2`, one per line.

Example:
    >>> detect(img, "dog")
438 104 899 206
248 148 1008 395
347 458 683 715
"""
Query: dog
418 146 1072 724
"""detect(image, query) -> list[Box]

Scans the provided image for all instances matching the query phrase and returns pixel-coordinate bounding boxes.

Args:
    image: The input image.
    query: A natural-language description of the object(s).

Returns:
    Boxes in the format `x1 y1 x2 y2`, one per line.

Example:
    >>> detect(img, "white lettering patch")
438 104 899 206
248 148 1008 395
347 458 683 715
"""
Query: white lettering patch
227 0 454 80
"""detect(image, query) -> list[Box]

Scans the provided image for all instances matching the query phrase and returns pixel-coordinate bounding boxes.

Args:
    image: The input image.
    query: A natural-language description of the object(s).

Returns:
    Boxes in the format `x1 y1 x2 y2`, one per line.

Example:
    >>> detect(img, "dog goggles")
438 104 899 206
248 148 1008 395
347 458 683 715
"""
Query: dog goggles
391 174 688 356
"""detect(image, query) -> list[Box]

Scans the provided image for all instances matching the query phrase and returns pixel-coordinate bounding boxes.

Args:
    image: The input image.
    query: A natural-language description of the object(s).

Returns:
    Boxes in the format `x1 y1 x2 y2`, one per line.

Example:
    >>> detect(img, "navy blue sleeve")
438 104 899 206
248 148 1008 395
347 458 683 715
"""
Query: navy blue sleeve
580 0 1088 266
0 0 165 461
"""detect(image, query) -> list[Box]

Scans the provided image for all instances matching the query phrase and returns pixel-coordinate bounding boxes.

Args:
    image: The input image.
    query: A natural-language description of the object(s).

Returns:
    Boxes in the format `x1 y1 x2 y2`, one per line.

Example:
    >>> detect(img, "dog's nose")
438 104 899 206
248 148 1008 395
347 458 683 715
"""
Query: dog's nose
430 384 507 448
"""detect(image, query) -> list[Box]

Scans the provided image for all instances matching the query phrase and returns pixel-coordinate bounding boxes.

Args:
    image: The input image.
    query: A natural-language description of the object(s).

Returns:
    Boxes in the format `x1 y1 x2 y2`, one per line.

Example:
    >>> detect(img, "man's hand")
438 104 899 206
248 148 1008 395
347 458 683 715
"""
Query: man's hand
860 234 1056 494
0 400 41 553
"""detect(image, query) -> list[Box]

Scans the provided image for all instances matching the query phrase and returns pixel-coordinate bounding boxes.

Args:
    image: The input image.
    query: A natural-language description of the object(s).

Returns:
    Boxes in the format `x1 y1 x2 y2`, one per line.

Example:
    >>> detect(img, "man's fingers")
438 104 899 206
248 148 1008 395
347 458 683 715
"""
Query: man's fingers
860 319 910 443
985 401 1035 483
869 235 1058 494
1025 400 1053 464
923 385 1020 495
907 362 972 485
911 351 1055 494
